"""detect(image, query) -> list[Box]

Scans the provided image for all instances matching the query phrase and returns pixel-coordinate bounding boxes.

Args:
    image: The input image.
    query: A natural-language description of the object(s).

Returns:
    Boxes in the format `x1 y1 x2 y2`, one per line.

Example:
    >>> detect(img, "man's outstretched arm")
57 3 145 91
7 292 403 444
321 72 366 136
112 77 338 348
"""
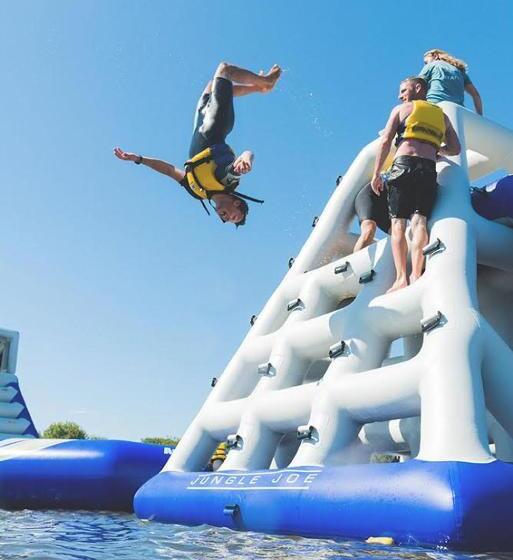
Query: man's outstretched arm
113 147 186 183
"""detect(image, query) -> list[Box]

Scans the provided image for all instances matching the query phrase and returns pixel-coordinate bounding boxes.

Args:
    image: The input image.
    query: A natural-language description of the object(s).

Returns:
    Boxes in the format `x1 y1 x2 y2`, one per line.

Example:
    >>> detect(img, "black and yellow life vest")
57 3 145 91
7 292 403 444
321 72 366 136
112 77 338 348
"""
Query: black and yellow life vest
184 147 230 200
211 442 227 463
183 145 264 215
396 100 446 149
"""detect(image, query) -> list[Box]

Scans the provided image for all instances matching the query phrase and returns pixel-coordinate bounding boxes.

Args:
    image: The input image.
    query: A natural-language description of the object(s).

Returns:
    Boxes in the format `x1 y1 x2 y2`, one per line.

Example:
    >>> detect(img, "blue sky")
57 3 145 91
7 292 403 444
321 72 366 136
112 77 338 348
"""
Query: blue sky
1 1 512 440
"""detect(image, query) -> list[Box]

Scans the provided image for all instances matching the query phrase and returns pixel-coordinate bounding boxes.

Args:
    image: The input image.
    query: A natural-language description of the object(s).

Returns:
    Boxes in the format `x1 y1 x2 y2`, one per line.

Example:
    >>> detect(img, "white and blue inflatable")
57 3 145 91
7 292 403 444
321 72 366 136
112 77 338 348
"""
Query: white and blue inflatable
135 462 513 550
134 104 513 551
0 329 170 512
2 103 513 551
0 438 170 511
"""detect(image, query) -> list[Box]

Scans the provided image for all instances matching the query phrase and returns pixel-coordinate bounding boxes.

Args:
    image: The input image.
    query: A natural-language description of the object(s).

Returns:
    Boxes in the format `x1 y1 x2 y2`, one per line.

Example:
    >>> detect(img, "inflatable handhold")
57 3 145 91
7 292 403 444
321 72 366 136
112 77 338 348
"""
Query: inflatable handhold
334 262 349 275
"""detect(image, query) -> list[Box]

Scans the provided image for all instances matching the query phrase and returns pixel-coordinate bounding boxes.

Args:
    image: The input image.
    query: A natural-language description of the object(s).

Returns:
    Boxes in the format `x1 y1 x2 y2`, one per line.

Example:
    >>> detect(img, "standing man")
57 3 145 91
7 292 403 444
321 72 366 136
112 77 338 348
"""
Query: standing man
371 77 460 292
114 62 281 226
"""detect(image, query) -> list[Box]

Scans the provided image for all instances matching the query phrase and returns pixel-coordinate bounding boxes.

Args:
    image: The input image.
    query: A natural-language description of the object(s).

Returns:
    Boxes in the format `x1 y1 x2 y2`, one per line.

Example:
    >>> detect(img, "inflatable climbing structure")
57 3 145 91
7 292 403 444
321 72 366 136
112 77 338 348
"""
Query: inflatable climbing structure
135 103 513 551
0 329 37 440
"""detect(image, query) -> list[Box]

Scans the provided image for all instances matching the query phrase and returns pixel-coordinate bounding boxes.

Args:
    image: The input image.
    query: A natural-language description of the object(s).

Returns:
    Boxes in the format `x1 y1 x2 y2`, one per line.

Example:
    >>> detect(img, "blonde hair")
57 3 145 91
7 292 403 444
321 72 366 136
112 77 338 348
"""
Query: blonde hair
424 49 468 72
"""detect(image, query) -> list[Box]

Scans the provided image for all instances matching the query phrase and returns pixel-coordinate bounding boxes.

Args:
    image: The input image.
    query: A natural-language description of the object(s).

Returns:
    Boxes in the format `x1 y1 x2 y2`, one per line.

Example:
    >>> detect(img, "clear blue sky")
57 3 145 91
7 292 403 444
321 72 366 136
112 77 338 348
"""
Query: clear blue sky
1 1 512 440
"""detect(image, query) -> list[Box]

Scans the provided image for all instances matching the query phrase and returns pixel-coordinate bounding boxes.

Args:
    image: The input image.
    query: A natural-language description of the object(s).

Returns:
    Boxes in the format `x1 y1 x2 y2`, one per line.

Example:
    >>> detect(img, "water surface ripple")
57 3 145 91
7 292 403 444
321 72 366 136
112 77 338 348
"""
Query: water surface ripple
0 511 512 560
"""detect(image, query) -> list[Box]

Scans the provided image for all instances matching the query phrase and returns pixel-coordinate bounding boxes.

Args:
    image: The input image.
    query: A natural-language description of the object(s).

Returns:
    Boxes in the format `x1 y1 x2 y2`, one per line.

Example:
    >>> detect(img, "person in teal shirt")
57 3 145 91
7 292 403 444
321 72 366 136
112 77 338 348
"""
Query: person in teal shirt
419 49 483 115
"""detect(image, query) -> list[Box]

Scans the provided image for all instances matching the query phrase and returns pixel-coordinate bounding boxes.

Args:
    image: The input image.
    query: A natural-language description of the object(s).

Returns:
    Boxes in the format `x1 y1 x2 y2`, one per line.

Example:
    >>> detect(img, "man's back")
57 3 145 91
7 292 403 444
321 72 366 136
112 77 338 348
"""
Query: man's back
395 100 444 161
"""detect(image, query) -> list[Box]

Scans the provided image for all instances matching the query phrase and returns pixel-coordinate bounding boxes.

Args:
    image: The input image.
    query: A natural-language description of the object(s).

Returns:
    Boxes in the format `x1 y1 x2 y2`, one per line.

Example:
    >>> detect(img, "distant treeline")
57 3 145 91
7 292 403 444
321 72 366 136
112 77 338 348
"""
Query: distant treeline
42 422 179 445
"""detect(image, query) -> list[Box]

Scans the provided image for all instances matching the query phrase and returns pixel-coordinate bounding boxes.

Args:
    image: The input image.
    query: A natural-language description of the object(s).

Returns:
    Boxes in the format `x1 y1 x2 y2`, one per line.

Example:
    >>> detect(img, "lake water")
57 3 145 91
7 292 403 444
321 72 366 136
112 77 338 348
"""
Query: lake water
0 510 512 560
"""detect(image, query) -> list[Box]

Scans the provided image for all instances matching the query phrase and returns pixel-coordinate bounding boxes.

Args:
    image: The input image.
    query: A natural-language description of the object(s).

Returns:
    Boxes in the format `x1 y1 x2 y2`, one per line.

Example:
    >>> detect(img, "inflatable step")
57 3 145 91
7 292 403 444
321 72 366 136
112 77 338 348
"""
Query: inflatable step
0 402 24 419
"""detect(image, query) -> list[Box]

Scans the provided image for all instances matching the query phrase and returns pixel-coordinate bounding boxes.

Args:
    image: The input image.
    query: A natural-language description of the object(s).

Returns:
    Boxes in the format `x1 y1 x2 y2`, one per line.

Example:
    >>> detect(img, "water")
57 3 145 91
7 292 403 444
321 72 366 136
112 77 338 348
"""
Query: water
0 511 512 560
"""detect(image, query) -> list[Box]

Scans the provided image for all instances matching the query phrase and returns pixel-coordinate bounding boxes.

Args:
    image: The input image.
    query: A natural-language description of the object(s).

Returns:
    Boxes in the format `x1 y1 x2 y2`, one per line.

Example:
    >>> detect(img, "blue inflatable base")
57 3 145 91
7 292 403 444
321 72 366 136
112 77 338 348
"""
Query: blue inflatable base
134 460 513 551
0 439 170 512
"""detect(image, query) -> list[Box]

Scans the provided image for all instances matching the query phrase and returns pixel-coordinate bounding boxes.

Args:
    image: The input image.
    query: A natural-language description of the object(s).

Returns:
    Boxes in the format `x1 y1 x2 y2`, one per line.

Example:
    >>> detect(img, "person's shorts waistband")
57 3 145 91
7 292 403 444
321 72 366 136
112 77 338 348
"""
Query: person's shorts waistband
393 155 436 172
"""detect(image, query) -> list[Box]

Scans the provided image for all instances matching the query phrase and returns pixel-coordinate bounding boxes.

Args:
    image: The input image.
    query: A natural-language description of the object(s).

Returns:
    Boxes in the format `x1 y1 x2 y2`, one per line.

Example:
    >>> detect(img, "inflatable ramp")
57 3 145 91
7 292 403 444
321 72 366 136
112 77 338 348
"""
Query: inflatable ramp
0 329 37 440
135 103 513 551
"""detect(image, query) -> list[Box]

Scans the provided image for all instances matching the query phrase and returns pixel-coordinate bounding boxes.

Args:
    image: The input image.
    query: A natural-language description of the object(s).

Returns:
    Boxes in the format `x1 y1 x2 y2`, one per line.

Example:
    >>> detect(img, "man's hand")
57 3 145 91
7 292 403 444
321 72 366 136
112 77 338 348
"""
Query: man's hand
233 152 253 174
371 174 384 196
114 147 139 162
113 147 186 183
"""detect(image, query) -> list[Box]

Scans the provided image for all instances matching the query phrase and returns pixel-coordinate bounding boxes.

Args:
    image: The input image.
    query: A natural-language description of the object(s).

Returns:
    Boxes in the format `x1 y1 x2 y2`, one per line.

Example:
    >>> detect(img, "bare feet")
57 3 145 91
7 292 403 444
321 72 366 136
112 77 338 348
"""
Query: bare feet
386 277 408 294
259 64 282 92
409 273 422 285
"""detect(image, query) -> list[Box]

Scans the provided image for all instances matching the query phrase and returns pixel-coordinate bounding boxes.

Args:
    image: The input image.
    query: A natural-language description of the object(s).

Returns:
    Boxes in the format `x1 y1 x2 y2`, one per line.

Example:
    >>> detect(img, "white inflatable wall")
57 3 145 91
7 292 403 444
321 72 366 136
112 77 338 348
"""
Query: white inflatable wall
166 102 513 473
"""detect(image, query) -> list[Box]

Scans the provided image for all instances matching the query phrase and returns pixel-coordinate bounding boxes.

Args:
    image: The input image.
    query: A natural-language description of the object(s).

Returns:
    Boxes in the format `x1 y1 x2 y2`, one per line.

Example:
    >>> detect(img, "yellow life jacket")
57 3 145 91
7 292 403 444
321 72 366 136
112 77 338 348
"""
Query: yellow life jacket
184 146 230 200
211 442 227 462
183 145 264 216
397 100 446 149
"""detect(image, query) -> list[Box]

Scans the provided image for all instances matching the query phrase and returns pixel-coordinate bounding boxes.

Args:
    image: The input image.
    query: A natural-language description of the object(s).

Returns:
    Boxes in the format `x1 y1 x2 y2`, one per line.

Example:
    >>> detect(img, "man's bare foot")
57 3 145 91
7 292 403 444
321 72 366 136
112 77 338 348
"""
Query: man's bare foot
386 278 408 294
259 64 282 92
409 273 422 285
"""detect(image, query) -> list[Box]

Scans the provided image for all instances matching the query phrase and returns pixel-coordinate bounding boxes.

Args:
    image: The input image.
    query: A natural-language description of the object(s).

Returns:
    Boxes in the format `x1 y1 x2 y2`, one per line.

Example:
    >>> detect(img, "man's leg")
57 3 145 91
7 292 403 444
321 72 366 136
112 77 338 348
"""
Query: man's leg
409 161 437 282
409 213 429 284
215 62 281 94
388 218 408 293
189 81 215 157
354 183 387 252
353 219 377 253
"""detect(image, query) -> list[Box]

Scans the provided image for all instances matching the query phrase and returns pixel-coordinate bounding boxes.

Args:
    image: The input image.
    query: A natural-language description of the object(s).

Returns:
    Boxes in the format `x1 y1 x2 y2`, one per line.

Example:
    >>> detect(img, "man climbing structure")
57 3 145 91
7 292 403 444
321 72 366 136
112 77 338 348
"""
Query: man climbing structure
371 76 460 292
114 62 282 226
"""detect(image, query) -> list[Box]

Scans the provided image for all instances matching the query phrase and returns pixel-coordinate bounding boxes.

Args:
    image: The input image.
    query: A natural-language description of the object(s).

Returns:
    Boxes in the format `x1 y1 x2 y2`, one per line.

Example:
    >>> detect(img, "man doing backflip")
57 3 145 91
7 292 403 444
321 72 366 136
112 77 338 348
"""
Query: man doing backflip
371 76 460 292
114 62 281 226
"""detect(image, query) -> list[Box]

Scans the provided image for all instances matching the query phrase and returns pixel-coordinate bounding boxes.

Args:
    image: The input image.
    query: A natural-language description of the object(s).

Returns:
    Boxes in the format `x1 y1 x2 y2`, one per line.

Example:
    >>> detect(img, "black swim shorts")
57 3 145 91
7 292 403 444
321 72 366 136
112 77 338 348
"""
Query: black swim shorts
189 77 235 157
386 155 438 219
354 182 391 233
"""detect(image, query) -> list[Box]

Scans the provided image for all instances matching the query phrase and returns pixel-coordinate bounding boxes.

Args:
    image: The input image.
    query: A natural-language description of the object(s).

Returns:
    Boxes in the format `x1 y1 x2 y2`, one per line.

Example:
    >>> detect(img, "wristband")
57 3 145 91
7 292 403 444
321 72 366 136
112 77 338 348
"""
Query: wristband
134 155 143 165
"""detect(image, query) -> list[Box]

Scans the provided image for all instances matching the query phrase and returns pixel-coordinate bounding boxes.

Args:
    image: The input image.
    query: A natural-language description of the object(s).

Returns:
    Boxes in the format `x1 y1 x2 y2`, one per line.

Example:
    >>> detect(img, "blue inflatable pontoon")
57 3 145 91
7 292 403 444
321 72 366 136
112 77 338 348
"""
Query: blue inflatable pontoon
0 438 170 511
134 460 513 550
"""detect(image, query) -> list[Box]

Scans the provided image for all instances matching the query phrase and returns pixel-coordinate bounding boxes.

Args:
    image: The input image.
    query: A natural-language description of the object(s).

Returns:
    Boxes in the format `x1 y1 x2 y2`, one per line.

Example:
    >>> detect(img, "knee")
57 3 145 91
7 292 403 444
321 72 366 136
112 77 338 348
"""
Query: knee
215 61 232 79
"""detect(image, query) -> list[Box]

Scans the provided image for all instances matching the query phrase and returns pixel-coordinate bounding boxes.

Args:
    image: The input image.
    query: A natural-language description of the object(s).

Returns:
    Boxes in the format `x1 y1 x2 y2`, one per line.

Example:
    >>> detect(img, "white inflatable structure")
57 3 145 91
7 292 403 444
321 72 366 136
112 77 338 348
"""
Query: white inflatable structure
135 103 513 549
166 102 513 470
0 329 37 440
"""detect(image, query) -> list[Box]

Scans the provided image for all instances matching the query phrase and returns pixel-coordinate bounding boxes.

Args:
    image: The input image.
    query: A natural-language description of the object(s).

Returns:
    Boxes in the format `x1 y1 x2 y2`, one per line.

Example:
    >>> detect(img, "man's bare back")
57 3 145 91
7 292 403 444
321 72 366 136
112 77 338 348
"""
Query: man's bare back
394 102 439 160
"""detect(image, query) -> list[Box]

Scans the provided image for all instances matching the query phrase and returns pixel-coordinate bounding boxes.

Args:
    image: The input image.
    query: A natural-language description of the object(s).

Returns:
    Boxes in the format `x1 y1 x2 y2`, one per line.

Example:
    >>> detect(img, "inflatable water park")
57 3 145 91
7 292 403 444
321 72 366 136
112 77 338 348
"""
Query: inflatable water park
1 101 513 550
0 329 169 511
